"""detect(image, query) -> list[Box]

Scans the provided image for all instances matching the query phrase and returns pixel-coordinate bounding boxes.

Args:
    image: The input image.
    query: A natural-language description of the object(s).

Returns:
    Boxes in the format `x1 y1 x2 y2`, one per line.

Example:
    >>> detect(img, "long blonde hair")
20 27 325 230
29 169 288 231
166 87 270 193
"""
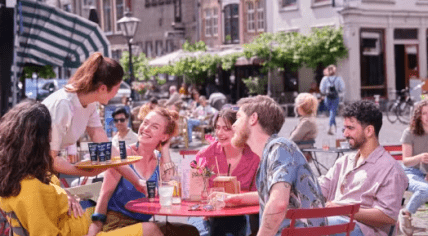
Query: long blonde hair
295 93 318 116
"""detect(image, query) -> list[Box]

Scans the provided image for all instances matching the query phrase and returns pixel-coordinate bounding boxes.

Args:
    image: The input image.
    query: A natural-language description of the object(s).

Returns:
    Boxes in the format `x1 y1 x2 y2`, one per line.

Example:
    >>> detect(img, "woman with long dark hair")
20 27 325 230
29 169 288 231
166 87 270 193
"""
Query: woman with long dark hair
0 100 144 235
188 108 260 236
399 100 428 235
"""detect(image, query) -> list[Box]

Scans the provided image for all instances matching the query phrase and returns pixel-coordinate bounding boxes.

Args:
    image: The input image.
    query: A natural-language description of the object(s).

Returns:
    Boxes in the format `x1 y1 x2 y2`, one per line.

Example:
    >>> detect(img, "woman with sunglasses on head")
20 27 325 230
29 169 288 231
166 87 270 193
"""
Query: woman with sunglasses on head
188 108 260 236
0 100 145 236
87 108 199 236
42 52 173 178
111 107 138 149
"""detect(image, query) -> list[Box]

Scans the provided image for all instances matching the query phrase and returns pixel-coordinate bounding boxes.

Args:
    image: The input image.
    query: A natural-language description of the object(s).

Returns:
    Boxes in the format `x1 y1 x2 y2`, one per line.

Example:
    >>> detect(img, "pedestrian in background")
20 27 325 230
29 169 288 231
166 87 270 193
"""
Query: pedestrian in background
319 65 345 135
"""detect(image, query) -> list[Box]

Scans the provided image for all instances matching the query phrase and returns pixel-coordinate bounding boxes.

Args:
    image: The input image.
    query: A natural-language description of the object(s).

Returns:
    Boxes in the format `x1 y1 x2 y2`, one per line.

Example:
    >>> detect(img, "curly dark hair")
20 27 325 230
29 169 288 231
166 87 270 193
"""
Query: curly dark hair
343 100 382 137
0 100 53 197
410 100 428 136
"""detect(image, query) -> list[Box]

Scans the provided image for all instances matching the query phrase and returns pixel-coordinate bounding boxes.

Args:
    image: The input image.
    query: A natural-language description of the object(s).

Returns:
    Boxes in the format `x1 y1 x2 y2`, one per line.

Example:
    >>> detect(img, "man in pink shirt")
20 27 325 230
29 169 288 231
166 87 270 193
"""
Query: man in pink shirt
319 101 408 236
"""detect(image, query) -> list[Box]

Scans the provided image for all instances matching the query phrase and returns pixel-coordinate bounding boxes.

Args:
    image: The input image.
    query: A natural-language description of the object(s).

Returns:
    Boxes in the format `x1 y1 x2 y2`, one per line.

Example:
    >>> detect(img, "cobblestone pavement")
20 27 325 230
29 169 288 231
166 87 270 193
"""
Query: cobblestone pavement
168 115 428 235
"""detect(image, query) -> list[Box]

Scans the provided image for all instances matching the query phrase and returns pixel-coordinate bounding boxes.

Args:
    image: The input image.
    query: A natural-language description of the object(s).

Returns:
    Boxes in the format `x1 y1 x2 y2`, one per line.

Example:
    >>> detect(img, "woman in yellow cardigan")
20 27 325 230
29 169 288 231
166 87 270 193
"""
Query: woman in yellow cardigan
0 100 161 236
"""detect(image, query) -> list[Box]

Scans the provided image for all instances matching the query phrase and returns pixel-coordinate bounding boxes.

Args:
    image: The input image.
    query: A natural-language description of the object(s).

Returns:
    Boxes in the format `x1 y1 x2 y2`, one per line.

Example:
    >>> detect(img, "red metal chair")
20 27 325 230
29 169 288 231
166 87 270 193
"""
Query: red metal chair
383 144 403 161
179 149 199 159
281 203 360 236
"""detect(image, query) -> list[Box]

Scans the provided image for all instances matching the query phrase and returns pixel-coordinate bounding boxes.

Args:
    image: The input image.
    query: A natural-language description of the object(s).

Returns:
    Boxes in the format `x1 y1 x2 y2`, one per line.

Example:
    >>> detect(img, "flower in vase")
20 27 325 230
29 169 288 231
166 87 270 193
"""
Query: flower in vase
190 156 215 177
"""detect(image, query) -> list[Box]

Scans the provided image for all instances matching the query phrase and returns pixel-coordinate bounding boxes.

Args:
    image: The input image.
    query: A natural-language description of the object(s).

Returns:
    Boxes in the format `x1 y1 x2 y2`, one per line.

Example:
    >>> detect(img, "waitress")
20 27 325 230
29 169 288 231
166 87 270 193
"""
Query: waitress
43 52 173 178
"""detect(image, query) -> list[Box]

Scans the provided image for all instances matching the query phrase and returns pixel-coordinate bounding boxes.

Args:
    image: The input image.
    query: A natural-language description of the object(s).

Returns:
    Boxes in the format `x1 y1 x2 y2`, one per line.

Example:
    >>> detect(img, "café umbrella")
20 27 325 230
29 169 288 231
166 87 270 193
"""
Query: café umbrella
15 0 111 76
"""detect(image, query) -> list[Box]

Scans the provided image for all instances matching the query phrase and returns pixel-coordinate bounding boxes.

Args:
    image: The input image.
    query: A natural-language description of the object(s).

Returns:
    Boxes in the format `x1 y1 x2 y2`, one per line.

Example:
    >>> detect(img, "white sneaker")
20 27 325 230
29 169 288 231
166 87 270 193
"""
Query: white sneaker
398 209 413 236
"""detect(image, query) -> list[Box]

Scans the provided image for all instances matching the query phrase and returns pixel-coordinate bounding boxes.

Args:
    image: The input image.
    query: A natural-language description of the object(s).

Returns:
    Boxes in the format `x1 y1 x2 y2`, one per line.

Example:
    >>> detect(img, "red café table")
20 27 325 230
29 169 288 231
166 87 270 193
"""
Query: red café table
125 198 260 218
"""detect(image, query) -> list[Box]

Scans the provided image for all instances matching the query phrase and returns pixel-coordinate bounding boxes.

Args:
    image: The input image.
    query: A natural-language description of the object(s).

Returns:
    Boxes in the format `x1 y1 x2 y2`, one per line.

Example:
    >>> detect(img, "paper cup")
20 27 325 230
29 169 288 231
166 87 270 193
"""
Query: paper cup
119 141 127 160
88 143 98 164
97 143 107 163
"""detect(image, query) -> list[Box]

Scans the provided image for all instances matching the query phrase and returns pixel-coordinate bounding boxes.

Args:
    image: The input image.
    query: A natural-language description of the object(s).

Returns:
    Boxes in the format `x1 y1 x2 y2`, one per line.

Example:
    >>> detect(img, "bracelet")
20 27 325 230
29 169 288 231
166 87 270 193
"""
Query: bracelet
163 162 175 172
91 213 107 223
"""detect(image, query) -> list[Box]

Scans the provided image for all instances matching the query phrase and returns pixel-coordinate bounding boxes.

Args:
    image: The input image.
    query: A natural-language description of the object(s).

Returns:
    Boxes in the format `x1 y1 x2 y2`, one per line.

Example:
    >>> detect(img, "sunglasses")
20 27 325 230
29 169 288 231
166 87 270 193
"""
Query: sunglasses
114 118 126 123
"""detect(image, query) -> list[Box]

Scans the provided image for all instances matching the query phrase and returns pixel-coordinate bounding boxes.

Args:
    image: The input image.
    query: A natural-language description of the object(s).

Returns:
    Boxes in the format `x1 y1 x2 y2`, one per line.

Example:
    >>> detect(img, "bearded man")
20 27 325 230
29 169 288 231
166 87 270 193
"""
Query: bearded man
223 95 326 236
318 100 408 236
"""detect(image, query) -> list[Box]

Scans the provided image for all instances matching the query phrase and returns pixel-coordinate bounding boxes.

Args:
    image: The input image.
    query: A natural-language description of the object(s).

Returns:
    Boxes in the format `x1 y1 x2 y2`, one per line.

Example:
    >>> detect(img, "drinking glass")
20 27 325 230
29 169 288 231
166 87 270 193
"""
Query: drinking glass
322 139 330 151
208 187 226 210
171 166 182 205
159 182 174 207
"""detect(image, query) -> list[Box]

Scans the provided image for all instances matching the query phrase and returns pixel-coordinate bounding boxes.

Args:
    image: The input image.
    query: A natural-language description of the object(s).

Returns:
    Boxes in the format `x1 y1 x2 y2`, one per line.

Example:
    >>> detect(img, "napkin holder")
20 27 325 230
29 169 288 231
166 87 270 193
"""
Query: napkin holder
213 176 240 194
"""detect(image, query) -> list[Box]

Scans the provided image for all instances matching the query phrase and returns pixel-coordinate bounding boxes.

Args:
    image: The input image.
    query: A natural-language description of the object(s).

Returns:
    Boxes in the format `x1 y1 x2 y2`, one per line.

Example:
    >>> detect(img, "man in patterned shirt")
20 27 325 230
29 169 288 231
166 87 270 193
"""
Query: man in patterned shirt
224 95 326 236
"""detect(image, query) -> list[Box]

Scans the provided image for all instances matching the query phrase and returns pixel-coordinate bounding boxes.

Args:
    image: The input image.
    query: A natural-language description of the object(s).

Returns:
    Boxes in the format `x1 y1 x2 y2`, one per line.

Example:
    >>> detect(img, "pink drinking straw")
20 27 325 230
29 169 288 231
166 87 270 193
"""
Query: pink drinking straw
215 156 221 175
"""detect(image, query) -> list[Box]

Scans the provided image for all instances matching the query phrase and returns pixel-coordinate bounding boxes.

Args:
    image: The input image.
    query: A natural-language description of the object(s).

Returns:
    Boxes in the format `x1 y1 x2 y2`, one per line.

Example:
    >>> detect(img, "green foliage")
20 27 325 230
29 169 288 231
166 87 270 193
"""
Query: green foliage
172 54 220 84
242 76 267 95
220 52 243 71
302 27 348 68
243 27 348 72
21 64 56 80
225 35 232 43
182 40 207 52
120 52 152 82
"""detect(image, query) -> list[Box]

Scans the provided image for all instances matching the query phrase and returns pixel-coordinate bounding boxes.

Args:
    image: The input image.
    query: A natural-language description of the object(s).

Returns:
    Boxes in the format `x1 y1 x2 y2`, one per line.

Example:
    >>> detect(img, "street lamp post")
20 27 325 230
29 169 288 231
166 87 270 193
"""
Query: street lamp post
32 72 38 100
118 11 140 100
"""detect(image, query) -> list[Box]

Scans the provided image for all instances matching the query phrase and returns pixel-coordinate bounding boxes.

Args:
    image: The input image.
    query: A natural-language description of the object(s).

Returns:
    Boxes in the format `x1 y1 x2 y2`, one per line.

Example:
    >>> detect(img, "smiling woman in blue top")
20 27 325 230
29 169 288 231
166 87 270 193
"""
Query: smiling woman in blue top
87 108 199 236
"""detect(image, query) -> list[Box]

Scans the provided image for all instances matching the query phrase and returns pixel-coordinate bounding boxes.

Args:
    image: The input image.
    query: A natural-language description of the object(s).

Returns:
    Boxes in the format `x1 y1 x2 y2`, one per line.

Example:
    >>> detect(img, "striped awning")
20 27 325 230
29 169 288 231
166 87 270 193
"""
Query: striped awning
15 0 111 73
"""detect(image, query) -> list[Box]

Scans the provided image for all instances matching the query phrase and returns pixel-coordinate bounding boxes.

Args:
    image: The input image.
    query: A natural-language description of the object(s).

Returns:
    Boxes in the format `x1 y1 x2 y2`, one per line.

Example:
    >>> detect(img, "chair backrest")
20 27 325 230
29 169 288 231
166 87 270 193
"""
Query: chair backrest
281 203 360 236
179 150 199 159
383 144 402 160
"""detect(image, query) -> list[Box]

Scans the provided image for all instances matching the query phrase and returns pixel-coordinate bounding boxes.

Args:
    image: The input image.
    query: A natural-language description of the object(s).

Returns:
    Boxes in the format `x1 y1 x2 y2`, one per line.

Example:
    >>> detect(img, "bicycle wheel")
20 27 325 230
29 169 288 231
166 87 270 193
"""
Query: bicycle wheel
386 102 399 124
397 102 413 125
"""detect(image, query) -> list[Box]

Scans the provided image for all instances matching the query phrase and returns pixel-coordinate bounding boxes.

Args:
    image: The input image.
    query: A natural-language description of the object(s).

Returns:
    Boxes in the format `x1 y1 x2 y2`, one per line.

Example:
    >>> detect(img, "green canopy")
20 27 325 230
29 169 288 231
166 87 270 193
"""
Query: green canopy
15 0 111 75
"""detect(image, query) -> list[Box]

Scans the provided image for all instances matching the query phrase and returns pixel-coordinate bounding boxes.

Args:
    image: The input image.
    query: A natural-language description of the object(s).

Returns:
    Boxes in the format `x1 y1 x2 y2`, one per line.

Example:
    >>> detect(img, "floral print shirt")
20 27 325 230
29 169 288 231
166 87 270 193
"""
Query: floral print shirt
256 134 326 235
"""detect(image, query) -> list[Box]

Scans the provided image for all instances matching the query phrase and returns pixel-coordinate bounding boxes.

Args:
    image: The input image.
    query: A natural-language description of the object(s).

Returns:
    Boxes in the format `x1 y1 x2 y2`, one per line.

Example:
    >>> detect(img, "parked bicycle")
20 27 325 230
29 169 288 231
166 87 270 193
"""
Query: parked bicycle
386 84 422 124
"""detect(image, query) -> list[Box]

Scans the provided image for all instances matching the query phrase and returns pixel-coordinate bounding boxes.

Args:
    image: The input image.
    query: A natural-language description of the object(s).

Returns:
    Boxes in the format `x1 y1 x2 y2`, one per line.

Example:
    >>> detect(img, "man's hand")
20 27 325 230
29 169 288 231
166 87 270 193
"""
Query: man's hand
67 193 84 218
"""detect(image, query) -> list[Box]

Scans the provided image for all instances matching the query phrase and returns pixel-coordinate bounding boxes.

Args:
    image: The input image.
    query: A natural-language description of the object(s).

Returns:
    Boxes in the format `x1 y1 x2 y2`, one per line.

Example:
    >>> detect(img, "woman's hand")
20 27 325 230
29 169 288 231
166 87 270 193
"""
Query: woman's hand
85 222 103 236
67 193 84 218
135 179 148 195
221 193 241 207
419 153 428 164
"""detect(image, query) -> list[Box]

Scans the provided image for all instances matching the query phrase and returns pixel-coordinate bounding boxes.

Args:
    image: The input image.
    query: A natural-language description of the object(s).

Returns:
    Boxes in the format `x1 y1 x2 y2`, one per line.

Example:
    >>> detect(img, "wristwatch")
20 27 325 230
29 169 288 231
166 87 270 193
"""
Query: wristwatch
91 213 107 223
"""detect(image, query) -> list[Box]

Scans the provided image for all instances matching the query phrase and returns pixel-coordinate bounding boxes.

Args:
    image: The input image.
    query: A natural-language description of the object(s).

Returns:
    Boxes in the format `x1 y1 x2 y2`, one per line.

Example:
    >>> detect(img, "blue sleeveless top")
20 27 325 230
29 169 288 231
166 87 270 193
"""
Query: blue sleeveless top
107 153 160 221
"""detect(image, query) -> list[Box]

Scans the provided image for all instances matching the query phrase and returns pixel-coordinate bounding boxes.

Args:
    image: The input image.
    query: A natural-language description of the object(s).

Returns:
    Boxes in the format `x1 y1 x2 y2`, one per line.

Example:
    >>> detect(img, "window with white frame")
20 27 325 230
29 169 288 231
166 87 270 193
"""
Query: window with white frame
282 0 297 7
82 0 95 19
247 2 255 32
116 0 125 32
103 0 112 33
205 9 212 37
156 40 163 56
212 8 218 36
257 1 264 31
146 41 153 58
224 4 239 44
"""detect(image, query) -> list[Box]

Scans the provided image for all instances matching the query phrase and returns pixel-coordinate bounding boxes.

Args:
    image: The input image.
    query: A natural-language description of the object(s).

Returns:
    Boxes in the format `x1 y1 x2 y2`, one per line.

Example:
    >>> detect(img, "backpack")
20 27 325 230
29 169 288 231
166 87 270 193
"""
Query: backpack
326 77 338 99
